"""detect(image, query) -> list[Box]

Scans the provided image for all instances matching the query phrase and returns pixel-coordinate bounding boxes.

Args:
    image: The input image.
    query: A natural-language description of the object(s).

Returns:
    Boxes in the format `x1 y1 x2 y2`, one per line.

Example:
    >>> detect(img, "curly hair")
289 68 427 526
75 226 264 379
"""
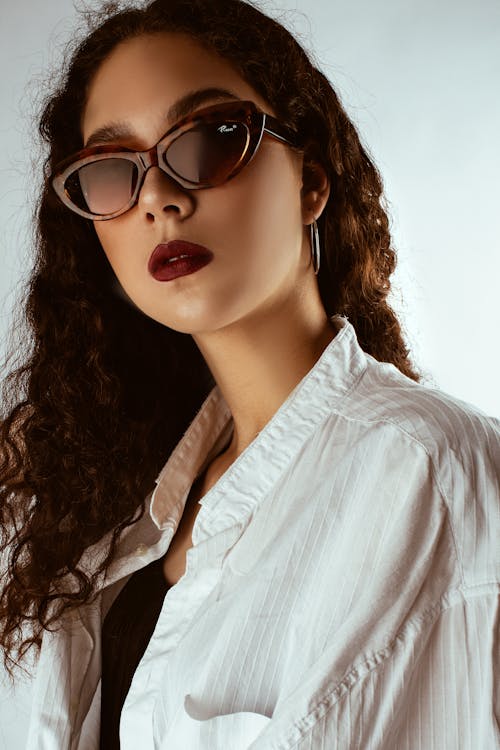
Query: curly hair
0 0 421 682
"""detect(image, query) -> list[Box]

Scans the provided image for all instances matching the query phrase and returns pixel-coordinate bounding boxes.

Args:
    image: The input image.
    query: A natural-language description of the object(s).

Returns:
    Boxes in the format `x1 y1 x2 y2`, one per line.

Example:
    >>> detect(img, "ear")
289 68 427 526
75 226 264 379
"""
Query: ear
300 142 330 226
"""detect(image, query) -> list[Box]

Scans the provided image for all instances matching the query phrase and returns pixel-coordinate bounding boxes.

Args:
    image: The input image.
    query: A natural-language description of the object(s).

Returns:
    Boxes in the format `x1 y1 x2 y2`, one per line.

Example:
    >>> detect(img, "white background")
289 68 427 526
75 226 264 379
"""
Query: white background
1 0 499 747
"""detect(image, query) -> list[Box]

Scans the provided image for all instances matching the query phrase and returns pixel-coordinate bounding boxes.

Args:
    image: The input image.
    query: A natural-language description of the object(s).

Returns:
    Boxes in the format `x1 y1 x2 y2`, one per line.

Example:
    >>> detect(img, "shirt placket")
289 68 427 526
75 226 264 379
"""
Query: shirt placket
118 520 245 750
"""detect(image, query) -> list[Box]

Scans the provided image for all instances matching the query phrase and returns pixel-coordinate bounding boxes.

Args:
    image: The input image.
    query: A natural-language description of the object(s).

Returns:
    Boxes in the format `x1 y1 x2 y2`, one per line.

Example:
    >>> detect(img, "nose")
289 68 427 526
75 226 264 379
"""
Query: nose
136 165 194 221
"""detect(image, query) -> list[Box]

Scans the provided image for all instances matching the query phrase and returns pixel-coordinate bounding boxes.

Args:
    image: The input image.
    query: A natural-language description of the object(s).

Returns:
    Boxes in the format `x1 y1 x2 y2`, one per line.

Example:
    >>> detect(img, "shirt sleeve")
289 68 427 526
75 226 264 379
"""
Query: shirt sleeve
248 588 500 749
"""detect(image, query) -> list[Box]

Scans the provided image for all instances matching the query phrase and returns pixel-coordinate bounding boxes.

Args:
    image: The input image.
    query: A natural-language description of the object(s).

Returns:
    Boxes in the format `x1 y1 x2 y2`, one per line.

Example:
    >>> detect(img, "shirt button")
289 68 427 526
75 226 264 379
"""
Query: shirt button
135 543 148 556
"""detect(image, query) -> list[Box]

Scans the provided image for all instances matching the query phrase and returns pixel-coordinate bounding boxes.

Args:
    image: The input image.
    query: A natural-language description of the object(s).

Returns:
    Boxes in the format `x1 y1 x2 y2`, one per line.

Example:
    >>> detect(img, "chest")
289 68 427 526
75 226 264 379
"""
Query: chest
161 473 207 586
161 442 236 585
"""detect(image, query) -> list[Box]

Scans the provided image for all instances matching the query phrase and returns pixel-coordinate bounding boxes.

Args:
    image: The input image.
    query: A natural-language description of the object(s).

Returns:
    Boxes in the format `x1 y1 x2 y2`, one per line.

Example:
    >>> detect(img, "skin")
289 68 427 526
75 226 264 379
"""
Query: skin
82 31 335 466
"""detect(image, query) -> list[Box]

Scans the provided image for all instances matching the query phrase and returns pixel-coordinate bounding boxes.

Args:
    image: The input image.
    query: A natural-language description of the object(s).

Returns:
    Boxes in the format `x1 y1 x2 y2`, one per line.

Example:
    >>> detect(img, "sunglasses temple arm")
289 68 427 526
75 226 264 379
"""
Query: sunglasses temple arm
264 126 296 146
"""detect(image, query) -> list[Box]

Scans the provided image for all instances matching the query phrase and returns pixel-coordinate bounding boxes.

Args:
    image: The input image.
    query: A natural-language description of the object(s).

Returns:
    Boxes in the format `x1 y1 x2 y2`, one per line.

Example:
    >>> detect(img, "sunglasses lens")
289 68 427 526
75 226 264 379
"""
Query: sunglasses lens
64 158 138 216
162 120 250 185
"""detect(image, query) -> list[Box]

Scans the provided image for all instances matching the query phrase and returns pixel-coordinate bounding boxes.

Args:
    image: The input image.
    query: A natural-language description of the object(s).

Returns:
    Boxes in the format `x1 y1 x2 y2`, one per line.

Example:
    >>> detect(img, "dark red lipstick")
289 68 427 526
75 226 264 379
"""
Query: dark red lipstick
148 240 214 281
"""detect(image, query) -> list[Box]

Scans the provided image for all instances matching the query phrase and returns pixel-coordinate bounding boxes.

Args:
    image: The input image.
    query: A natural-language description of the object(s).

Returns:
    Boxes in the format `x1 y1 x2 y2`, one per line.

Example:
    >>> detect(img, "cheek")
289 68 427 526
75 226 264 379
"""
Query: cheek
93 222 137 282
93 223 116 266
211 162 304 315
224 147 303 253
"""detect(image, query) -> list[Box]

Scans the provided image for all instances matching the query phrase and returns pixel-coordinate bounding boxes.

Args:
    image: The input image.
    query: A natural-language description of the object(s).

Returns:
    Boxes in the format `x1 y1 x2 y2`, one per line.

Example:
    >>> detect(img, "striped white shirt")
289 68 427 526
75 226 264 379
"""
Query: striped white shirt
26 314 500 749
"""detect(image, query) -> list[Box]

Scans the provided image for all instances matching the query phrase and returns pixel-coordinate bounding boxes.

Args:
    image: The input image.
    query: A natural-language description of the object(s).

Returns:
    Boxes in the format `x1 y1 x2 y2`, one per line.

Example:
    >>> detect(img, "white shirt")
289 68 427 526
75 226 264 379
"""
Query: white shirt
25 314 500 750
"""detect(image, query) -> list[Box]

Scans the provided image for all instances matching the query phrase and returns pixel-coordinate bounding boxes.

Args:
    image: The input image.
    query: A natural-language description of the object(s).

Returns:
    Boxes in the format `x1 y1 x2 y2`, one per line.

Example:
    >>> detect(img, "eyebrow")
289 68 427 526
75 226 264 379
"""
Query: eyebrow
83 87 242 148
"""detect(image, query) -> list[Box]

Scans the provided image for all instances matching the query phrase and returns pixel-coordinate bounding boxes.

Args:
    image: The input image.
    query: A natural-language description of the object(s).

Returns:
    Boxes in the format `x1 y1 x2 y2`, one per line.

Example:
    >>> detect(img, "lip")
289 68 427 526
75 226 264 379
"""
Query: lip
148 240 214 281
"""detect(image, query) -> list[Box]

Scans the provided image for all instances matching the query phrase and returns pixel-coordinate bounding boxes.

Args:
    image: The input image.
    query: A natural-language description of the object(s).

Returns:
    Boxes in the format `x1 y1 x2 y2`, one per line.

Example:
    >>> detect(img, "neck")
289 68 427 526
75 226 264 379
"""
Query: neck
192 285 337 461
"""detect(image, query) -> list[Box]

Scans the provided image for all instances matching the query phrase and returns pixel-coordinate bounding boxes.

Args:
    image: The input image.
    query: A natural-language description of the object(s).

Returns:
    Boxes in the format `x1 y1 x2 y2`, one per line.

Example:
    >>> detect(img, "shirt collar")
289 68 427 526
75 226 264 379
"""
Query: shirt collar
149 314 367 532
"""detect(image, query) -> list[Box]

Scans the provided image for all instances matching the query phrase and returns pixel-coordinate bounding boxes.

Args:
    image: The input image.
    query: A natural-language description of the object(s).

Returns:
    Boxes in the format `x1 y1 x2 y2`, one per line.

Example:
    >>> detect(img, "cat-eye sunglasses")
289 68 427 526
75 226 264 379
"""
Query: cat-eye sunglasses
51 99 299 220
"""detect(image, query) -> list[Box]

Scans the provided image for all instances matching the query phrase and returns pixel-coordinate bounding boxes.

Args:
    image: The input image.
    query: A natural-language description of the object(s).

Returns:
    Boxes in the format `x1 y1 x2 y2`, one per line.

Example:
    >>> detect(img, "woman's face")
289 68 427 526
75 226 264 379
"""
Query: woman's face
82 32 322 334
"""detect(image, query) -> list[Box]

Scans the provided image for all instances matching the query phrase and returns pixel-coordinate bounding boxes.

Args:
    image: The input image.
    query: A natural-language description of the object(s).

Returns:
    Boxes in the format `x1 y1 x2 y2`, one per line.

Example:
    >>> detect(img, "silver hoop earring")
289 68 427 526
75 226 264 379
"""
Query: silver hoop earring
310 219 320 275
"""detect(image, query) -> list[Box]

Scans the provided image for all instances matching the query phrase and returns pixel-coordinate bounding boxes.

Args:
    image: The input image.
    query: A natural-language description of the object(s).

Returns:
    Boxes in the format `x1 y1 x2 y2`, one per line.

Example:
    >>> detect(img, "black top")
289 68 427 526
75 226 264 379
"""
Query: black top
100 555 171 750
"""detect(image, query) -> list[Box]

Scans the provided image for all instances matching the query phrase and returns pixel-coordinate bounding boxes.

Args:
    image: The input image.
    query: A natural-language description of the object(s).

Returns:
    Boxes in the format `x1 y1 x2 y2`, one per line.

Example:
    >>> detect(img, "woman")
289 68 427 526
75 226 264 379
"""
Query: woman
0 0 498 748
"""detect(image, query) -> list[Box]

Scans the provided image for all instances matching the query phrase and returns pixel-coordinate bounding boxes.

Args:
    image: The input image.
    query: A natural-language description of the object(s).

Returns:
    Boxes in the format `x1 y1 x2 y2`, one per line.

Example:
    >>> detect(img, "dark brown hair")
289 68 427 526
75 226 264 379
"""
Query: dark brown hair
0 0 420 682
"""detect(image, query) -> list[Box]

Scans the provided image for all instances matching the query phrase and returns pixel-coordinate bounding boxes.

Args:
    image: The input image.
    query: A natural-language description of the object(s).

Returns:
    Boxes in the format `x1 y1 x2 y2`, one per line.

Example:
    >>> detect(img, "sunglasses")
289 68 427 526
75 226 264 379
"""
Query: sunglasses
50 99 299 221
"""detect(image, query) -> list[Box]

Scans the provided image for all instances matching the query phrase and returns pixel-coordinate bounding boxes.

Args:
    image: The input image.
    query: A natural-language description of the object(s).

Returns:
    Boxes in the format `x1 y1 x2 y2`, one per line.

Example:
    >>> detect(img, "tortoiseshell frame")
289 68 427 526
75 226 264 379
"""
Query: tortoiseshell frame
51 99 299 220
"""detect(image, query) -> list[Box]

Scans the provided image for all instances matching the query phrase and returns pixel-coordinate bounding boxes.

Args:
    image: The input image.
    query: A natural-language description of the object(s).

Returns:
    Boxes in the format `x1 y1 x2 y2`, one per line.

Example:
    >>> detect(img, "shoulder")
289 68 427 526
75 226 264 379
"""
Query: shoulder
337 351 499 469
328 353 500 582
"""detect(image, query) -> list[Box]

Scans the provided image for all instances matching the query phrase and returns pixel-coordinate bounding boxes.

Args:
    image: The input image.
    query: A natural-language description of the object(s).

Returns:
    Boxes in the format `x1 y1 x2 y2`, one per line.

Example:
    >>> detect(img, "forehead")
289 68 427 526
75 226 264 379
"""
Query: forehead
81 32 271 146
